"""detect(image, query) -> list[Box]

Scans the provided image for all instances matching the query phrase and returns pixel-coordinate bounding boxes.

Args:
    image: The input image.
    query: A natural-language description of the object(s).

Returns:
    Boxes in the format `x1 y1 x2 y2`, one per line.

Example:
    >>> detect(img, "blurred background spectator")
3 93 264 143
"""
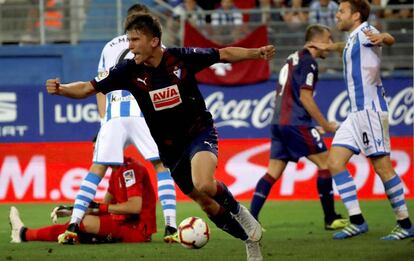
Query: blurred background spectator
21 0 65 44
211 0 243 26
172 0 205 26
384 0 413 18
250 0 283 24
308 0 338 28
282 0 308 25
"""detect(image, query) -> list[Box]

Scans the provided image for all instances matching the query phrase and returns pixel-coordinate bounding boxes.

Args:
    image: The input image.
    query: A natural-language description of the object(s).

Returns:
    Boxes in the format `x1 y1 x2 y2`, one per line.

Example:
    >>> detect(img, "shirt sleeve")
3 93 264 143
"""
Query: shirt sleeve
122 163 144 199
360 25 380 47
90 60 131 95
97 46 106 73
168 47 220 73
299 58 318 91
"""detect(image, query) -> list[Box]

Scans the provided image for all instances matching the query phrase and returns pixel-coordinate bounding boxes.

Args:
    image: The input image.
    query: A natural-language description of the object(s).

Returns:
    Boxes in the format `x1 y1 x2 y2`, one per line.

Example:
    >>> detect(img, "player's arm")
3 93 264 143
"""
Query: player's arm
96 92 106 118
102 191 113 204
308 42 345 54
364 31 395 46
107 196 142 215
46 78 97 99
300 89 337 133
86 196 142 215
219 45 276 63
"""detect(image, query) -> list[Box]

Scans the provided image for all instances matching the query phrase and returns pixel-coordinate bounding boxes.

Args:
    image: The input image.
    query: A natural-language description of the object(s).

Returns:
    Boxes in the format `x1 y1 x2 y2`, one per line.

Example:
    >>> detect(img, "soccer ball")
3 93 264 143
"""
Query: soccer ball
178 217 210 249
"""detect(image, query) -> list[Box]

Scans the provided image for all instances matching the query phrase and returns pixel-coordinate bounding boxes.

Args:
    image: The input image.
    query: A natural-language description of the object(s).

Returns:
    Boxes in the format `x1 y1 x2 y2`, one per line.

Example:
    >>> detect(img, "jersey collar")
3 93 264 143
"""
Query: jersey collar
349 21 368 38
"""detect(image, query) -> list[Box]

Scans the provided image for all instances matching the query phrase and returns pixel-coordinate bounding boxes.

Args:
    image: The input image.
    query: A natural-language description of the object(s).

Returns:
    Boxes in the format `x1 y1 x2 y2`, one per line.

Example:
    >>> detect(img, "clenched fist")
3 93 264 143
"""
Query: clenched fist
259 45 276 60
46 78 61 95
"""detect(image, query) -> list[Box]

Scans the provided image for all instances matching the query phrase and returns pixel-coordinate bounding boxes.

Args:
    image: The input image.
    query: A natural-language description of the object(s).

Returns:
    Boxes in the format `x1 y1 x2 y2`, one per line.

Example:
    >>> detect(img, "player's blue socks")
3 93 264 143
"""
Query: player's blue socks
157 170 177 228
250 173 276 220
70 172 102 224
208 206 248 241
332 170 362 217
317 169 336 222
213 181 240 215
384 175 409 221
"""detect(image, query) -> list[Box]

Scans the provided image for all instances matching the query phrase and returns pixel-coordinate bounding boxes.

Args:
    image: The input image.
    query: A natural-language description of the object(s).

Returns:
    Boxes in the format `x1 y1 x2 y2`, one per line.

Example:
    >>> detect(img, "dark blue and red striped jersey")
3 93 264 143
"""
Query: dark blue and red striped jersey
271 48 319 126
91 47 220 167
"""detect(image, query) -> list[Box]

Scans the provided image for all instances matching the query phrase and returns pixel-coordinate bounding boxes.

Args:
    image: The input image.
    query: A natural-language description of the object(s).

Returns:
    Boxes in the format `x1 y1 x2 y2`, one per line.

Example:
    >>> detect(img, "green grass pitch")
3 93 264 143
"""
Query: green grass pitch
1 200 413 260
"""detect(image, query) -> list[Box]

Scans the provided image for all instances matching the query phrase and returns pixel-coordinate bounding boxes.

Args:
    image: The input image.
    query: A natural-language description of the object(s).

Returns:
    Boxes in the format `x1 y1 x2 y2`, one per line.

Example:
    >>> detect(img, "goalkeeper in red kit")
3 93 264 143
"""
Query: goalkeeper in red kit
9 156 157 244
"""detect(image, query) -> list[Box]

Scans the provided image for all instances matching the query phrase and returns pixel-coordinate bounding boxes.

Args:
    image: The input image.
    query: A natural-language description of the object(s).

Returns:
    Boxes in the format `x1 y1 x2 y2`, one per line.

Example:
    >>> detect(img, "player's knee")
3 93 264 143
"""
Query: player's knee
373 164 395 180
90 164 108 177
327 156 345 174
193 180 215 195
151 160 167 173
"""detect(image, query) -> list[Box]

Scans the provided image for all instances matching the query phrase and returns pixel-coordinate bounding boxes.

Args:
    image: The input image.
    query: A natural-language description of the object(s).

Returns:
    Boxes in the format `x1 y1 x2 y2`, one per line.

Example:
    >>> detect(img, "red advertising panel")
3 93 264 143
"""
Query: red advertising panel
184 23 270 85
1 138 412 203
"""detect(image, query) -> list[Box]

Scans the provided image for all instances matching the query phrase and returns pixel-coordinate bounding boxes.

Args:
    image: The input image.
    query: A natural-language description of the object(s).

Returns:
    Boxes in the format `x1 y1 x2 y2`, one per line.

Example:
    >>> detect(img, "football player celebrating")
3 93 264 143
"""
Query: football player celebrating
46 14 275 261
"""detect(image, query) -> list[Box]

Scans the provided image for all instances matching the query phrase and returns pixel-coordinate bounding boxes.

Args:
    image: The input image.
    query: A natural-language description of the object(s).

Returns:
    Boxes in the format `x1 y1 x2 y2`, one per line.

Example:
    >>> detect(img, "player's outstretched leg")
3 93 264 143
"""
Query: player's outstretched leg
381 175 414 240
207 203 262 261
9 206 25 243
59 171 102 244
317 169 348 230
156 169 178 243
213 181 262 242
332 170 368 239
250 173 276 220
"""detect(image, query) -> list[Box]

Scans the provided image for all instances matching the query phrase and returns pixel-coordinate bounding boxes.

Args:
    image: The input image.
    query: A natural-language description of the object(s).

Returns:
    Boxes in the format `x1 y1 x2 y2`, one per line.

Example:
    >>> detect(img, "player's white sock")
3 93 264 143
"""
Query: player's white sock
333 170 361 216
157 171 177 228
384 175 409 220
70 172 102 225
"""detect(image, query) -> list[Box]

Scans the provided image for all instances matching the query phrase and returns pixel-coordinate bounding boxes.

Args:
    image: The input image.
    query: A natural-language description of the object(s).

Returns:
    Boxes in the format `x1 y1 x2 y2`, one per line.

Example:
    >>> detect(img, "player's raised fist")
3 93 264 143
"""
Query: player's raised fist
46 78 61 95
259 45 276 60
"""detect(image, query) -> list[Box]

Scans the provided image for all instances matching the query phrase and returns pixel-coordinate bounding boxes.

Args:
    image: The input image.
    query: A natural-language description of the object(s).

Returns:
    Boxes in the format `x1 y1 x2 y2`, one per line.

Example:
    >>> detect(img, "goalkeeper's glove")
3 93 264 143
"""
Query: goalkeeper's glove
88 201 109 215
51 205 73 224
50 202 109 223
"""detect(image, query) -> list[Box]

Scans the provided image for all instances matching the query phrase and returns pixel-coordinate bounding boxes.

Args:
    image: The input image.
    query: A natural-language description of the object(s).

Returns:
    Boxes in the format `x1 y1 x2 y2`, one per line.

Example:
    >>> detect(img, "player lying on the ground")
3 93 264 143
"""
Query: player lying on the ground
9 156 158 243
250 24 348 231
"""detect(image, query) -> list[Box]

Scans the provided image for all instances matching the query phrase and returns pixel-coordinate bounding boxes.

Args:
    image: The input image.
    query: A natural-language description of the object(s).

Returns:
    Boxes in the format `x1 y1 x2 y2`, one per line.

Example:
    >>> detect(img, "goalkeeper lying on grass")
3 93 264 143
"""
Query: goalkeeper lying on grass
9 156 161 244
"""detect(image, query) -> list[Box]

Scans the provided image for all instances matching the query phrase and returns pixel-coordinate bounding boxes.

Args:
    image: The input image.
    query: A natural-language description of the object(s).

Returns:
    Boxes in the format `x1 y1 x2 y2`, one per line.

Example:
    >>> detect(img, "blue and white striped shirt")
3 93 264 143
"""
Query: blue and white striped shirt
97 35 142 122
342 22 388 113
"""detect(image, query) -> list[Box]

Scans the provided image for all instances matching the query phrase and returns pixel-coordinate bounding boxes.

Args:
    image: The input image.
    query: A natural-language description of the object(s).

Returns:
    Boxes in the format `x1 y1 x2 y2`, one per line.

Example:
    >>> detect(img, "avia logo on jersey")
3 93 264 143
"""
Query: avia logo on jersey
149 85 182 111
0 92 17 122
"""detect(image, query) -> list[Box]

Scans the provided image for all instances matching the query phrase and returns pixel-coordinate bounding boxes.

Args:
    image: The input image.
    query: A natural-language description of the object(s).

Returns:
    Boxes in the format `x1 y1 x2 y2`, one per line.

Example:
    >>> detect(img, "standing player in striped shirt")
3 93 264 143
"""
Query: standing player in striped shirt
311 0 413 240
59 4 178 244
250 24 348 231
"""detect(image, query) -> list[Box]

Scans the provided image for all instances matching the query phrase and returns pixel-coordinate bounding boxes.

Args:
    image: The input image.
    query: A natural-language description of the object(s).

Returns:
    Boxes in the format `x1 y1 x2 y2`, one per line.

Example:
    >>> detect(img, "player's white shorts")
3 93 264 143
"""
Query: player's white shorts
332 109 390 157
93 117 159 165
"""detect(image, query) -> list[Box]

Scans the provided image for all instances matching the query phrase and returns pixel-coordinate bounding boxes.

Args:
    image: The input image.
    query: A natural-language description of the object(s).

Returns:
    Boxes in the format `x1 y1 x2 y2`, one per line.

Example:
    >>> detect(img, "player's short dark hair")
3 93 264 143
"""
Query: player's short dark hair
340 0 371 22
305 24 331 42
124 14 162 40
127 3 149 16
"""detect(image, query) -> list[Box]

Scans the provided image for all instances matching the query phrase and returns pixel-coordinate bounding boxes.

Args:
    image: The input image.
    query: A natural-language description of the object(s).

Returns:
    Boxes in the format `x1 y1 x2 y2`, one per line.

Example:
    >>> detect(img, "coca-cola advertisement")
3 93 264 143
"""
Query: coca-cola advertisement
199 78 413 138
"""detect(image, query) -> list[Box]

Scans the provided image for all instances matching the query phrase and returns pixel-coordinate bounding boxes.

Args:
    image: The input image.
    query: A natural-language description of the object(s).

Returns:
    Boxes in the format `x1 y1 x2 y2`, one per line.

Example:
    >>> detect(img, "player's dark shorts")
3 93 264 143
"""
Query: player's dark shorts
270 124 327 162
169 127 218 195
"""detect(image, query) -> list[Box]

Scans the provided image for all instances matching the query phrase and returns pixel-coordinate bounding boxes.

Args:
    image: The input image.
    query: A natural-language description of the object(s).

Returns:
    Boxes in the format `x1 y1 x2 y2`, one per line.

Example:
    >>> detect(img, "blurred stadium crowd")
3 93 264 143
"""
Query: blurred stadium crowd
0 0 412 75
